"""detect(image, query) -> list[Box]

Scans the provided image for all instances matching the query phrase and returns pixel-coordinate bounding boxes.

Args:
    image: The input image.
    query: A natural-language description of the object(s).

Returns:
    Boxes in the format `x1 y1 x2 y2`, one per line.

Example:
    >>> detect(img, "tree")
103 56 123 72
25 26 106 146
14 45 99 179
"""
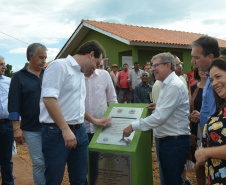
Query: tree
4 64 14 77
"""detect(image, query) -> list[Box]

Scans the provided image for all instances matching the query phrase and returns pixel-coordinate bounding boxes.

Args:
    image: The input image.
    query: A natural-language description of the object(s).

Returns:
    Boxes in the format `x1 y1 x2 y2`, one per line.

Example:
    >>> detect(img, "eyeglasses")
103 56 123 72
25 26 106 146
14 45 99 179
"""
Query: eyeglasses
151 62 169 69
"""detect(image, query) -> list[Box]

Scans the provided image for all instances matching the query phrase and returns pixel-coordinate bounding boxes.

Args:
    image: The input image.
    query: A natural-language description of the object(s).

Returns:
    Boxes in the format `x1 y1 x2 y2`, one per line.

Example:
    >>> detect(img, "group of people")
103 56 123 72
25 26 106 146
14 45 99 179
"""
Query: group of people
102 60 155 104
1 35 226 185
123 36 226 185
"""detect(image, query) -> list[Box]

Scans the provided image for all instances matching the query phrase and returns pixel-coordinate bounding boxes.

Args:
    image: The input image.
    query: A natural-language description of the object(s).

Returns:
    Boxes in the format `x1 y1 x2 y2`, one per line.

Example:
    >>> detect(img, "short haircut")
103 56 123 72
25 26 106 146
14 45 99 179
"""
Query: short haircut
151 52 175 71
27 43 47 61
220 48 226 55
142 71 150 78
191 36 220 58
76 40 106 59
123 63 128 66
134 61 139 65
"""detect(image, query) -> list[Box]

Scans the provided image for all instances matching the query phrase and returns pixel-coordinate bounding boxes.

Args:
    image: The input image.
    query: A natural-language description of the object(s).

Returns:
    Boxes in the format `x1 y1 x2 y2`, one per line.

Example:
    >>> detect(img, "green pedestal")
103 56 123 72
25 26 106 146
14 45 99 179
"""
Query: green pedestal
88 103 153 185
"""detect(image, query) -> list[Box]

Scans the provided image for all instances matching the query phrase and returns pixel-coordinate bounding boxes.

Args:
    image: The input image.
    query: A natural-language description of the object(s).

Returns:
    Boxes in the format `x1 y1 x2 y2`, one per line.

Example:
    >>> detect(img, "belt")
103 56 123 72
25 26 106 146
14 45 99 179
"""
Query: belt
42 123 82 130
0 119 9 123
159 135 189 143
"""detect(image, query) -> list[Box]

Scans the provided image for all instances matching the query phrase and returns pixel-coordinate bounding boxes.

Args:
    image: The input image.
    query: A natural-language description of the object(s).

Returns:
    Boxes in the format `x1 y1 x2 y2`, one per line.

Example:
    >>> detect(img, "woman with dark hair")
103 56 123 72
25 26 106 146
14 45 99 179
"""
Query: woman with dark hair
188 67 207 185
195 57 226 185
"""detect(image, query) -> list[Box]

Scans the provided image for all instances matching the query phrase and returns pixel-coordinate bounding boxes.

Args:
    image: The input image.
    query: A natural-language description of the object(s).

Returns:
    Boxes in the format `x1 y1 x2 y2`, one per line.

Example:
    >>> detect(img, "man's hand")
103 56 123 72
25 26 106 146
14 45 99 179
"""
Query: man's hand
92 117 111 127
147 103 156 114
12 120 25 144
14 128 25 144
62 127 77 149
190 134 200 148
189 110 200 123
123 124 133 138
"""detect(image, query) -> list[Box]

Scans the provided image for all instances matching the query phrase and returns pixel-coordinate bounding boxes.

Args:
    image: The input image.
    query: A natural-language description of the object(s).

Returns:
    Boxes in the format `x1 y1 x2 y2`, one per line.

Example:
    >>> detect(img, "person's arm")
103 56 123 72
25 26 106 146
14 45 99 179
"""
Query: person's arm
133 86 140 103
84 111 110 126
195 145 226 167
8 74 25 144
128 72 133 92
117 72 121 89
43 97 77 149
12 120 25 144
128 81 133 92
189 110 200 123
123 84 183 137
106 73 118 103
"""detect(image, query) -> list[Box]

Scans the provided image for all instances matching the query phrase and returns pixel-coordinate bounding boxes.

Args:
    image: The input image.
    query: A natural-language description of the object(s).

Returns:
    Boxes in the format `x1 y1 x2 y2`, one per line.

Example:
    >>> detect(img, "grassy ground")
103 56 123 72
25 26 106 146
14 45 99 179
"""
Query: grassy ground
17 139 197 185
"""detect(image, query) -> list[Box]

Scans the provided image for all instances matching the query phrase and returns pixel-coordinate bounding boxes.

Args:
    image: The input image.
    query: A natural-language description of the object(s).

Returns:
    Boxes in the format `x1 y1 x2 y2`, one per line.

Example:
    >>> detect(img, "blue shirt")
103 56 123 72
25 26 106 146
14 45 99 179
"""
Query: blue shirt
0 75 11 119
200 73 216 128
8 65 44 131
133 82 152 103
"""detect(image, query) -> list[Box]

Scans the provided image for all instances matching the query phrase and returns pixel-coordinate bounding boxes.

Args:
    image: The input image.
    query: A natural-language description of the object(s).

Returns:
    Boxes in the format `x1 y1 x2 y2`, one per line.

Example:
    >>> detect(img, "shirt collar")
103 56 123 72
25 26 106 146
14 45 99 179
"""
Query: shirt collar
66 55 81 70
141 82 150 87
163 71 175 85
22 65 45 74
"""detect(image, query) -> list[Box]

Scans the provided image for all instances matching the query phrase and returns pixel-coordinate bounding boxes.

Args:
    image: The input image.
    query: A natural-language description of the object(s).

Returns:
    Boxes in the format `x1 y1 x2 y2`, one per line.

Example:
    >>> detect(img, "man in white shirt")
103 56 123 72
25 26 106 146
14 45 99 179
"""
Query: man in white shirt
0 56 14 184
84 68 117 185
128 61 143 102
84 68 118 141
39 40 110 185
123 52 191 185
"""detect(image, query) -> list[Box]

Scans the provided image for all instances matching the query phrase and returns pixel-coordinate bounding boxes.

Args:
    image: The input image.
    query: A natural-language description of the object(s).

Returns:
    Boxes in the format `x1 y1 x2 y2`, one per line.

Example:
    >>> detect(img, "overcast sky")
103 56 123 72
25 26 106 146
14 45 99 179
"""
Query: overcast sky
1 0 226 72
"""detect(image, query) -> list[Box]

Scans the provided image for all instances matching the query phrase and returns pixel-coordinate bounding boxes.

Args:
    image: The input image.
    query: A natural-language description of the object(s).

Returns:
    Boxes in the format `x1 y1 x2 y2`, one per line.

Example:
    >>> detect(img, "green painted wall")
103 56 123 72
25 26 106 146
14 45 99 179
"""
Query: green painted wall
71 30 193 73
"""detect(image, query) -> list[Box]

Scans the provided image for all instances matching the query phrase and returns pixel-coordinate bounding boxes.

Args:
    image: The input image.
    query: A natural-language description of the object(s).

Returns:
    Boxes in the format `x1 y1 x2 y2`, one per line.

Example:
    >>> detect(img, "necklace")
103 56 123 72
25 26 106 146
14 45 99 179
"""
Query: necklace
27 66 34 73
27 66 40 78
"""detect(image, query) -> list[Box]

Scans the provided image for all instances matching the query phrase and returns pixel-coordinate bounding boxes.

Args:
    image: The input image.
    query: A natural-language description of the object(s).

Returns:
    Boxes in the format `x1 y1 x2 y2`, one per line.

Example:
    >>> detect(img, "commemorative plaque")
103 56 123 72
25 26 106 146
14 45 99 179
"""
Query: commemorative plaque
88 103 153 185
89 152 131 185
96 107 143 146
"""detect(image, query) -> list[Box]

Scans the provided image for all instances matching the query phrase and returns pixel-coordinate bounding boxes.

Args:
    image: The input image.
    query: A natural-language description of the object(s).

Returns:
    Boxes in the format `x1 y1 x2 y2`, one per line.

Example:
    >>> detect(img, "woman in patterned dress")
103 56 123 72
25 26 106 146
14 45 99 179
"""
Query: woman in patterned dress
195 57 226 185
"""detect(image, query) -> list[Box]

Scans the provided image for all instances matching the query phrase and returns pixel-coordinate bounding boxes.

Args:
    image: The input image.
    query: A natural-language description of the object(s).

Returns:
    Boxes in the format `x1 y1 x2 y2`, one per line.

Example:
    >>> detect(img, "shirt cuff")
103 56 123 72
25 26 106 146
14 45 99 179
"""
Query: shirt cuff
132 120 140 131
9 112 20 121
42 88 59 98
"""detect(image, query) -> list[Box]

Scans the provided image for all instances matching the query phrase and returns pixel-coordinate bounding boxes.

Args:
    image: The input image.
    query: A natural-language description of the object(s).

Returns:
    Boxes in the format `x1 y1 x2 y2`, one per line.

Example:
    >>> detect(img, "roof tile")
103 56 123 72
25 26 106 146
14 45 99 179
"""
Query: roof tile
83 20 226 47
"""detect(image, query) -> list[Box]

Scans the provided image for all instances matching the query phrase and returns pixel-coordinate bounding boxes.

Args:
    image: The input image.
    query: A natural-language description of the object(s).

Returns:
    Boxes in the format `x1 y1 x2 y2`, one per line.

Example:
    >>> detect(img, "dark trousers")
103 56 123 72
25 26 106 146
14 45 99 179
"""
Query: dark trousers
118 88 131 103
42 123 89 185
0 121 14 185
159 136 191 185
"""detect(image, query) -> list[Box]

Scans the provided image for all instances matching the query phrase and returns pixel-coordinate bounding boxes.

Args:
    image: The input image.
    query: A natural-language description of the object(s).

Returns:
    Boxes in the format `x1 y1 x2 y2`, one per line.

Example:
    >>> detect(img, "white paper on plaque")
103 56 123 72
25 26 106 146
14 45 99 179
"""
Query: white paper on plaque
96 107 143 146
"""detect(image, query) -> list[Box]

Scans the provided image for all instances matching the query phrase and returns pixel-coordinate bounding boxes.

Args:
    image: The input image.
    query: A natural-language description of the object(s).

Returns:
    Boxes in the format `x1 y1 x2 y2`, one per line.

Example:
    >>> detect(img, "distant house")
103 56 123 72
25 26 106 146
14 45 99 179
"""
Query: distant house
56 20 226 72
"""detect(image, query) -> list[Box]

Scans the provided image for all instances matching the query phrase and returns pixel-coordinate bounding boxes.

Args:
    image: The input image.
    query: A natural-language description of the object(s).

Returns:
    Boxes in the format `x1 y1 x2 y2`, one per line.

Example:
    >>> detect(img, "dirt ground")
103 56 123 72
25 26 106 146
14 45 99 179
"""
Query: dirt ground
17 139 197 185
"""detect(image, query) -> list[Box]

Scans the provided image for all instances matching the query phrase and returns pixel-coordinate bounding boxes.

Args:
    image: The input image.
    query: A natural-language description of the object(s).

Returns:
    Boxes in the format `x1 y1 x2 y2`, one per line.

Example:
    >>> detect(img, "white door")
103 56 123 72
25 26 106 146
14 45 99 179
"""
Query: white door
122 56 133 71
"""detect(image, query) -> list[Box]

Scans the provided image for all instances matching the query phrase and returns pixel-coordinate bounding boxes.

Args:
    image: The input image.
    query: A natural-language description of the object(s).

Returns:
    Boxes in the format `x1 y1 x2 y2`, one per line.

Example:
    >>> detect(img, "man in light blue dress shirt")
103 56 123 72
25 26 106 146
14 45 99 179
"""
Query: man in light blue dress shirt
190 36 220 128
0 56 14 185
190 36 220 184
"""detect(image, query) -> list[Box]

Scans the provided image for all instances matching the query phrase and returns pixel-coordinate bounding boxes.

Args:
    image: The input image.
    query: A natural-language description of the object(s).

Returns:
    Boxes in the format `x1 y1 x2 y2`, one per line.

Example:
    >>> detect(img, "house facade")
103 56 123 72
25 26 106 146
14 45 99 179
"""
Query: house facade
56 20 226 73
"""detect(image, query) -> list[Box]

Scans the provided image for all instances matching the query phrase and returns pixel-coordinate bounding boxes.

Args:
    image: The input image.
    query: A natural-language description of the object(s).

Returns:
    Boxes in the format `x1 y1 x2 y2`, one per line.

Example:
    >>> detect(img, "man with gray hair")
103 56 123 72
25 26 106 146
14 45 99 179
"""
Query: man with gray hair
123 52 191 185
8 43 47 185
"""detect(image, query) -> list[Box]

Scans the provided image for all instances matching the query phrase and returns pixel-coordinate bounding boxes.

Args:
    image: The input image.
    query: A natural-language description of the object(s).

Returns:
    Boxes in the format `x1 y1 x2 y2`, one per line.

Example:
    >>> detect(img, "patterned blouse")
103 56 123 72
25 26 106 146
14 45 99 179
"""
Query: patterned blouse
202 105 226 185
